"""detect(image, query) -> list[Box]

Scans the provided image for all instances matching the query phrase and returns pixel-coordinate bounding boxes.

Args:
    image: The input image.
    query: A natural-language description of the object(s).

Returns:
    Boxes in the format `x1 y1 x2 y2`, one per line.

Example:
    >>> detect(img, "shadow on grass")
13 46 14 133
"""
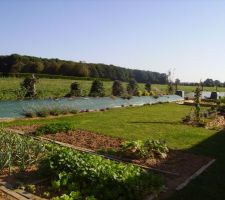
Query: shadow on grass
167 129 225 200
128 121 181 125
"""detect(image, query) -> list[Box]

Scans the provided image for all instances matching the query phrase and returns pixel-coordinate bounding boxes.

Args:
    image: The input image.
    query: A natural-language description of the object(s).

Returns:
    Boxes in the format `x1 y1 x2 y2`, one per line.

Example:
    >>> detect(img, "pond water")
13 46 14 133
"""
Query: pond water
0 95 183 119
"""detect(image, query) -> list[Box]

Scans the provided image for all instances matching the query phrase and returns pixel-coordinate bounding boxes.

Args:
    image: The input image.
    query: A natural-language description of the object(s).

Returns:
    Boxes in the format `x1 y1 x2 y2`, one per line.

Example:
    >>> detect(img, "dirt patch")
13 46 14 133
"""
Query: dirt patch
44 130 122 151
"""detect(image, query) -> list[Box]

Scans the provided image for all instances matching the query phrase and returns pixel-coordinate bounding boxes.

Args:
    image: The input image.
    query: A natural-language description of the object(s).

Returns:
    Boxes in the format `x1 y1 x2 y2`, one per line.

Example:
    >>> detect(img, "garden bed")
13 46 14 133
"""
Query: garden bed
10 125 214 199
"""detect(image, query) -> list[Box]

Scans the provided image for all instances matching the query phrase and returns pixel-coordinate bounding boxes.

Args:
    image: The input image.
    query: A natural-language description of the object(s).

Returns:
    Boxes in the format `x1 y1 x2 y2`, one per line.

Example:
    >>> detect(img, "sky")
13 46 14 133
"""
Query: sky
0 0 225 82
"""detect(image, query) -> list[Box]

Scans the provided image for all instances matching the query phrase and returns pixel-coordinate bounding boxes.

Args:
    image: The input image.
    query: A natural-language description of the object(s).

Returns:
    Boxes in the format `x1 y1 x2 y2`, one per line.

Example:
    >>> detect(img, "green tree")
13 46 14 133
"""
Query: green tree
89 80 105 97
112 80 124 96
127 79 138 96
145 82 151 93
75 63 90 77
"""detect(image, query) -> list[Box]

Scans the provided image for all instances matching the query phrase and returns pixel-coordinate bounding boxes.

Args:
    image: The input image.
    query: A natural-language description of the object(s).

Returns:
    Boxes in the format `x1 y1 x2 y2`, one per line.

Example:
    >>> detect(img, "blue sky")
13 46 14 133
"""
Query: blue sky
0 0 225 82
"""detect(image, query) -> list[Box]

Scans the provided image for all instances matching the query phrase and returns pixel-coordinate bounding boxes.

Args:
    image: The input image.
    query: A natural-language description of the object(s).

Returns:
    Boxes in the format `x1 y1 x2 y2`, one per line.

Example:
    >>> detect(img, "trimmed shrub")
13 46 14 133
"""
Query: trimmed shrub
127 79 139 96
112 80 124 96
65 82 82 97
89 80 105 97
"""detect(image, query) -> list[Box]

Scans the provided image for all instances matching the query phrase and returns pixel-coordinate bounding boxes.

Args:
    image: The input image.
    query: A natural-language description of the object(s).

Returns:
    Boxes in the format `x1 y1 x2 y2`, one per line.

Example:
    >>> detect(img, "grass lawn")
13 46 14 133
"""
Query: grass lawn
1 103 215 149
1 77 225 100
1 103 225 199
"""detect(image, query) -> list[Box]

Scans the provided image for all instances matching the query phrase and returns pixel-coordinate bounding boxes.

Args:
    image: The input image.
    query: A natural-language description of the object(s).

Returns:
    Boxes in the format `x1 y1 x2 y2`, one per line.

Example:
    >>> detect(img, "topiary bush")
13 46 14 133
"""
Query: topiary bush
112 80 124 96
89 80 105 97
65 82 82 97
127 79 138 96
20 75 38 98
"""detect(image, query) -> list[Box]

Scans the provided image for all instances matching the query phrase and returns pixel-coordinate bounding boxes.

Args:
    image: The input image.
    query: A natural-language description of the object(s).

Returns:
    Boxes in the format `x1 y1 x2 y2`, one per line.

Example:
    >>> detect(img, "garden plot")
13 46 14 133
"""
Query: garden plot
0 129 164 200
9 125 215 199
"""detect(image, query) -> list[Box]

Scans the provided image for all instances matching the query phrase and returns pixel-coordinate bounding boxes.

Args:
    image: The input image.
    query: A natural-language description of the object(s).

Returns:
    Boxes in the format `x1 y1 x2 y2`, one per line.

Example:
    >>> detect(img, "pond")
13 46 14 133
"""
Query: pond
0 95 183 119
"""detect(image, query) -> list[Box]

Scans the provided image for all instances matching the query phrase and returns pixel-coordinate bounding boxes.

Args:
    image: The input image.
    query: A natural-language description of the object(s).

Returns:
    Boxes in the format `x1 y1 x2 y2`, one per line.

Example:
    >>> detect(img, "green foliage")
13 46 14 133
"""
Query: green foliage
122 139 169 159
0 129 46 175
127 79 139 96
40 146 163 200
53 191 84 200
0 54 167 83
26 184 36 193
112 80 124 96
35 122 74 136
20 76 37 98
66 82 82 97
142 90 150 96
194 85 202 122
145 82 151 92
89 80 105 97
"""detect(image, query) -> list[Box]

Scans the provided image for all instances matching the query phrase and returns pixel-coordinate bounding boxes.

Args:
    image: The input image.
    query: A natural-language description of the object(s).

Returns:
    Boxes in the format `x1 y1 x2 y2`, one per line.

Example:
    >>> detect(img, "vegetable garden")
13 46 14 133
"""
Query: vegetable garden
0 102 222 200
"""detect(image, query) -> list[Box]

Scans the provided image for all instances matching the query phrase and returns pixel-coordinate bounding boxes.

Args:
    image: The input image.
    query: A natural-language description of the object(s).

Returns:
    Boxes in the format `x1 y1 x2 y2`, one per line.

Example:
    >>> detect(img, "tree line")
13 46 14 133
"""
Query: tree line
0 54 167 84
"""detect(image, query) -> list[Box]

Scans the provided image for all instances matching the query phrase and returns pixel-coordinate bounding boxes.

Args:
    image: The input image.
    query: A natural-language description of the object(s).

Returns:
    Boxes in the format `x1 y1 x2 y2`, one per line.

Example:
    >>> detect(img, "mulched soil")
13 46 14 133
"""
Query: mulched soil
10 125 214 199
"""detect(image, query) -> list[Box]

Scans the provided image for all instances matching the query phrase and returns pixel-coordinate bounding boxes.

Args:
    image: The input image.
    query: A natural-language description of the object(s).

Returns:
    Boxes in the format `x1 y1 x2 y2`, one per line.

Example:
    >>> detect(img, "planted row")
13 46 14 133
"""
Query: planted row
0 129 47 175
40 146 164 200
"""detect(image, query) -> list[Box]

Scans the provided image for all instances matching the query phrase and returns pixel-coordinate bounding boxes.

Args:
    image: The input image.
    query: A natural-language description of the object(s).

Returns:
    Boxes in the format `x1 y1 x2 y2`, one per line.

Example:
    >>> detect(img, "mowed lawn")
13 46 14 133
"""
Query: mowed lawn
2 103 225 200
2 103 215 149
1 77 225 100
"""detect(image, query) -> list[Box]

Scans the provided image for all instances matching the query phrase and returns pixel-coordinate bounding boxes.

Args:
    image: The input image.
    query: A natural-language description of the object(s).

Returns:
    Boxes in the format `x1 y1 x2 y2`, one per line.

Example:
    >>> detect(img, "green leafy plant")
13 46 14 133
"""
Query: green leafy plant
43 191 50 198
26 184 36 193
122 139 169 159
39 146 163 200
35 122 74 136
